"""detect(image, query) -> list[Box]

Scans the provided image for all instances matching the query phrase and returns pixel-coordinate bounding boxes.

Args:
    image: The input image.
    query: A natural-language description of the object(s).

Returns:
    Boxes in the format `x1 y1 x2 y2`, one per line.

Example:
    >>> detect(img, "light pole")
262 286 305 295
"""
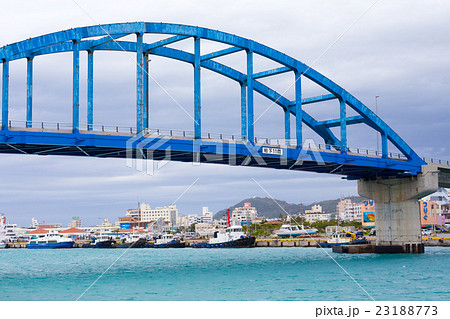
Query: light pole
375 96 380 154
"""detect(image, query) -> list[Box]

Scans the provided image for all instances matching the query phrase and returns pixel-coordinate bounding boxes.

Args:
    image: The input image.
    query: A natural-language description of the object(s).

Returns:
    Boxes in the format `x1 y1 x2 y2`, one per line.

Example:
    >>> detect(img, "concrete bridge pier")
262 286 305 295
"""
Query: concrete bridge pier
358 167 439 253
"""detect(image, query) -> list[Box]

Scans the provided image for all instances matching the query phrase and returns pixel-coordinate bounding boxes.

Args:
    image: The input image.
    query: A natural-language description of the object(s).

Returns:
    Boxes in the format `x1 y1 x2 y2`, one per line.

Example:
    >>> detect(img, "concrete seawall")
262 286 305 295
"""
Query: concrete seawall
3 237 450 249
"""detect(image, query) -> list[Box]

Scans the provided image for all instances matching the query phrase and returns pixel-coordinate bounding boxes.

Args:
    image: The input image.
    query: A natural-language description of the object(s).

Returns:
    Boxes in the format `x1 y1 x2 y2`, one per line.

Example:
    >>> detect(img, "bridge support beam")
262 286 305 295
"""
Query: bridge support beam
136 33 144 133
144 53 149 130
358 170 439 253
87 51 93 131
340 99 347 153
26 57 33 128
72 40 80 132
2 60 9 130
294 71 302 148
240 84 247 141
247 51 254 143
284 108 290 145
381 132 388 159
194 37 201 139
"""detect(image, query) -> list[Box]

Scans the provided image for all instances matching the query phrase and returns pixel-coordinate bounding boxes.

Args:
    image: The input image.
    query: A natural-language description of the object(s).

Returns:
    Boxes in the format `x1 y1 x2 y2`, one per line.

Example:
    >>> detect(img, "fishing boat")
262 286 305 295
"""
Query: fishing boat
117 233 147 248
91 234 117 248
0 214 17 245
26 232 74 249
0 219 7 248
274 224 318 238
317 230 368 248
148 233 185 248
192 225 256 248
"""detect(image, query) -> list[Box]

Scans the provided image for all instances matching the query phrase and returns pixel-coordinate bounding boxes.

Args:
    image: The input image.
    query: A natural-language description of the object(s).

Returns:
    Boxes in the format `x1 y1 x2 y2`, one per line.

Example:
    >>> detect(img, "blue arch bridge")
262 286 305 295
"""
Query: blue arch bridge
0 22 449 253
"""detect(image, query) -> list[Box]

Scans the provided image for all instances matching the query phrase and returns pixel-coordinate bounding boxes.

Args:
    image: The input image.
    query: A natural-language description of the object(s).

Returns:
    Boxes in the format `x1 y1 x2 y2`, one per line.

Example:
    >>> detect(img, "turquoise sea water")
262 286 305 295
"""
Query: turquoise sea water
0 247 449 301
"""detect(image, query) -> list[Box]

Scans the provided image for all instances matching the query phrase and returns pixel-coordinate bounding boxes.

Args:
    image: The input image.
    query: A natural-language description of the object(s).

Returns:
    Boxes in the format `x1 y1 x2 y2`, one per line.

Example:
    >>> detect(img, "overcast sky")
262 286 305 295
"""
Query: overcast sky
0 0 449 226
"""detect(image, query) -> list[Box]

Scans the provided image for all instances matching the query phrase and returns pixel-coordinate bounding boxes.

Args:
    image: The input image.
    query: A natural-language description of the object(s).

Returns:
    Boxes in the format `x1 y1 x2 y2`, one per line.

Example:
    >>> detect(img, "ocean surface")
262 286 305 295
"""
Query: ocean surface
0 247 449 301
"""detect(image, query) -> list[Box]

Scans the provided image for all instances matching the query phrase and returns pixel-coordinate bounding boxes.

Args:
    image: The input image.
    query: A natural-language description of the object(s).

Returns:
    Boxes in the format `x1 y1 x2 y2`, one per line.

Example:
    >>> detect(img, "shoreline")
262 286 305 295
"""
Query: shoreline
3 236 450 249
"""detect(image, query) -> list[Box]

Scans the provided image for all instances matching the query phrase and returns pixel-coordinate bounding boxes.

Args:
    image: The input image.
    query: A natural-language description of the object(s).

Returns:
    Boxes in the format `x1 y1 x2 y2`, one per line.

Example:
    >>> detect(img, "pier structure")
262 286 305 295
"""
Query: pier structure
358 163 450 253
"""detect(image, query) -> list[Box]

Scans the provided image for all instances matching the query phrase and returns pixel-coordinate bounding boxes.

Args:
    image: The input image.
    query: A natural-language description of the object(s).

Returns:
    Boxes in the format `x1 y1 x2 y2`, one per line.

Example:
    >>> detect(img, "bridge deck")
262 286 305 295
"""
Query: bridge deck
0 127 426 180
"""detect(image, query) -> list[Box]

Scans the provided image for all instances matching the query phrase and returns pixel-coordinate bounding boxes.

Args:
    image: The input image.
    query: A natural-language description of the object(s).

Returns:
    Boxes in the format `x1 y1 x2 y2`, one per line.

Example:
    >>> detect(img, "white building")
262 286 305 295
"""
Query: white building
140 203 178 226
337 199 362 221
187 214 202 225
216 219 229 228
304 205 331 223
125 208 140 219
201 207 213 223
68 216 82 228
195 223 216 237
84 218 118 234
30 218 39 229
232 202 258 225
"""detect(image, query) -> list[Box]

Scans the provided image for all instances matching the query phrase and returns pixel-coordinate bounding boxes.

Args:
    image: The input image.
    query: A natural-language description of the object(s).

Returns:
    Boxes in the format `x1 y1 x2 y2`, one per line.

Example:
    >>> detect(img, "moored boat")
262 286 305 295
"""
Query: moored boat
117 233 148 248
147 233 185 248
91 235 117 248
274 224 318 238
26 232 74 249
318 230 368 248
192 225 256 248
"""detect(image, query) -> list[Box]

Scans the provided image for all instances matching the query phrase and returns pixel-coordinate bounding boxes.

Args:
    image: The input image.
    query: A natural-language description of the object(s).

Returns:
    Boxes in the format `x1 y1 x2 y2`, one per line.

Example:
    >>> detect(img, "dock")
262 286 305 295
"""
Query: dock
3 236 450 249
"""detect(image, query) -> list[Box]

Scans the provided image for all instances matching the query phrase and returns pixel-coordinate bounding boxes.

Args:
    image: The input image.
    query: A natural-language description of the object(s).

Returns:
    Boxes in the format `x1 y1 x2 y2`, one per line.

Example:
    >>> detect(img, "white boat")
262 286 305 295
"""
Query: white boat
274 224 318 237
0 214 18 244
210 225 246 244
91 234 116 248
156 233 175 245
192 225 256 248
27 232 74 249
318 230 368 247
150 233 185 248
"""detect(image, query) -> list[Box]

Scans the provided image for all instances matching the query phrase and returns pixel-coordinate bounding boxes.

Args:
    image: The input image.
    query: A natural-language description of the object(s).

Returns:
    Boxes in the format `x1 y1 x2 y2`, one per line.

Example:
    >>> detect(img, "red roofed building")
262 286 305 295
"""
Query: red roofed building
24 228 50 236
60 227 88 234
59 227 89 240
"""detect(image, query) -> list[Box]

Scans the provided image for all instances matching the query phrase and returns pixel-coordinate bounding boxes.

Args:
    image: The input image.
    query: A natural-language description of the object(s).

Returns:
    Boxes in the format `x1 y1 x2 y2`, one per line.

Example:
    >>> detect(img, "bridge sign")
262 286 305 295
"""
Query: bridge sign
262 147 283 156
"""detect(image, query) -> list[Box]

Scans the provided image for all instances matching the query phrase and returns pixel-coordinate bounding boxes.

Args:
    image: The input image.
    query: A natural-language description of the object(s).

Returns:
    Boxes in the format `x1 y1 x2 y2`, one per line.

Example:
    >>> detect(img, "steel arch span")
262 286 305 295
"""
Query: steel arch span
0 22 425 179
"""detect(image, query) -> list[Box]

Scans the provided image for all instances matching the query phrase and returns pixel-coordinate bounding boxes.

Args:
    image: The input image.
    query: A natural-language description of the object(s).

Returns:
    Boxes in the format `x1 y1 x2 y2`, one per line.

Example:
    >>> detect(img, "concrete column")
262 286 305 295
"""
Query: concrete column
358 167 439 253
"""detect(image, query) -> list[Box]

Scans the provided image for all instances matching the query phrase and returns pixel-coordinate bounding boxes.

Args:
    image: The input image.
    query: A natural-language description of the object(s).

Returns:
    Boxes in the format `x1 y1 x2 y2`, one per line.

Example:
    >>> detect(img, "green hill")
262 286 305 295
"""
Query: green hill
213 196 367 220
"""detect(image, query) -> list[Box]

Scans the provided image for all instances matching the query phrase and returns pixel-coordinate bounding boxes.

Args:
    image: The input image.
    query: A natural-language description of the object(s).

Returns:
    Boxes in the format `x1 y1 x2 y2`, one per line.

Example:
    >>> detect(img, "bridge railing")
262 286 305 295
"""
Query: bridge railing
6 120 448 164
421 157 450 166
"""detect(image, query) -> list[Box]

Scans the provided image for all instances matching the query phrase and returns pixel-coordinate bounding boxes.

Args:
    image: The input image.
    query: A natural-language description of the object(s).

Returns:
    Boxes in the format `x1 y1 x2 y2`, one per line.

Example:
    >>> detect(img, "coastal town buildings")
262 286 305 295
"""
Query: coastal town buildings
195 223 216 237
304 205 331 223
421 188 450 227
232 202 258 225
442 203 450 227
140 204 178 226
201 207 213 223
84 218 118 234
337 199 362 221
68 216 82 228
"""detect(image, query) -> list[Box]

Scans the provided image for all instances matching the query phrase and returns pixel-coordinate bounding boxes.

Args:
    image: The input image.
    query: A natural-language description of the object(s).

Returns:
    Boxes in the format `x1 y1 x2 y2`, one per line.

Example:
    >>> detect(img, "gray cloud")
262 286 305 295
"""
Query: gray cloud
0 0 448 225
